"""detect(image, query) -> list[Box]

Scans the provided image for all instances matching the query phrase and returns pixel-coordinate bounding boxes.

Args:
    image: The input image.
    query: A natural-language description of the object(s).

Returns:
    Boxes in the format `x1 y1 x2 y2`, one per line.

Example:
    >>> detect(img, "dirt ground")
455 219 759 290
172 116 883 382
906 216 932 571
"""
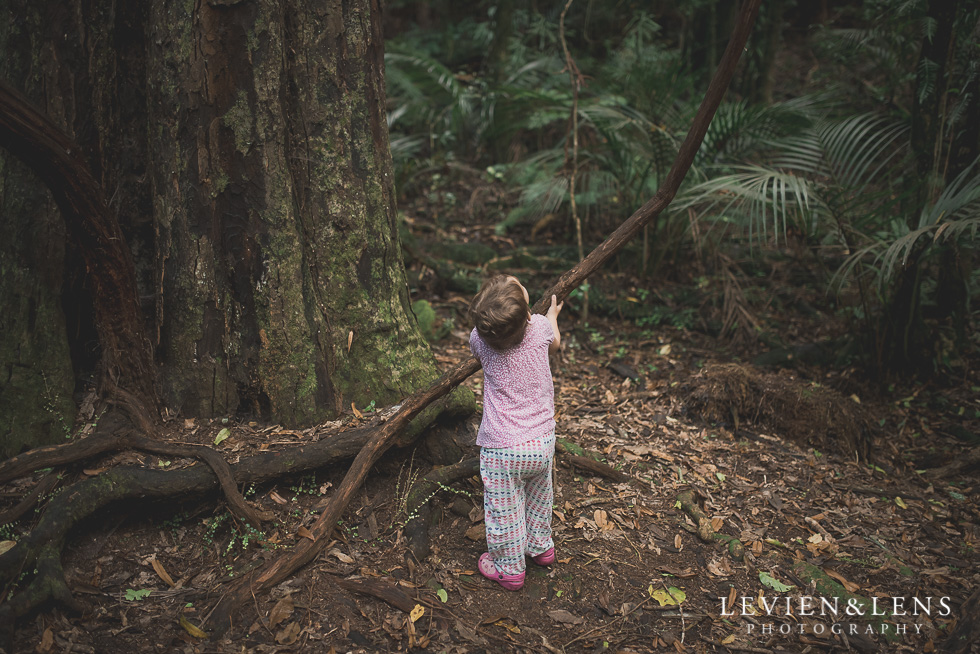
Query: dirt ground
3 191 979 653
5 301 979 653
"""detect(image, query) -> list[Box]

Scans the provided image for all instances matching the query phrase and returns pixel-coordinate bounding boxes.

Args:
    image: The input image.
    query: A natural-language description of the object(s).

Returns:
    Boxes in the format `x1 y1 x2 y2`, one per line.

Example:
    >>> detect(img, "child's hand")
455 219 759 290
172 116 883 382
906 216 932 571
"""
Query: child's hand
547 295 563 354
547 295 563 319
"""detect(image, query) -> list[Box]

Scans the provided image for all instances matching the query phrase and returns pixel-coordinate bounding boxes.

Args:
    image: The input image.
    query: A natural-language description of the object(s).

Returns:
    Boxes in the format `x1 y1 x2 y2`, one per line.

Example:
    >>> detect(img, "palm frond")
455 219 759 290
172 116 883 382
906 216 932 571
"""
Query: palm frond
675 166 816 242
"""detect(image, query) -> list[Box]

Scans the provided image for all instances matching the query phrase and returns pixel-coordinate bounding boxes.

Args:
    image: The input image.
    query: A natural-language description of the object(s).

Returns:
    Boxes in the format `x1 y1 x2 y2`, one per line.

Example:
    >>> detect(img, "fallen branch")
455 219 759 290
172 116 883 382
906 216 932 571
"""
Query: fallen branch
204 0 762 636
561 453 631 483
335 577 418 613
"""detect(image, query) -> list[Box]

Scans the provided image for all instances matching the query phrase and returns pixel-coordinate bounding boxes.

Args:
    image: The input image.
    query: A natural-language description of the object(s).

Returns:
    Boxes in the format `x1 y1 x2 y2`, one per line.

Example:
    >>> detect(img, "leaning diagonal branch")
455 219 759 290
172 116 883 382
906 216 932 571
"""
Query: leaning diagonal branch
204 0 763 636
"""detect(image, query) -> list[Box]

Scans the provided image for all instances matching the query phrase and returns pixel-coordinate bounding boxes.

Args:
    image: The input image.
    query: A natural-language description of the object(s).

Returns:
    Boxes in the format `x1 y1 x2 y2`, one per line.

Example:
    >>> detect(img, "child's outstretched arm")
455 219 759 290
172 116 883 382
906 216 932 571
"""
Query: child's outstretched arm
546 294 563 355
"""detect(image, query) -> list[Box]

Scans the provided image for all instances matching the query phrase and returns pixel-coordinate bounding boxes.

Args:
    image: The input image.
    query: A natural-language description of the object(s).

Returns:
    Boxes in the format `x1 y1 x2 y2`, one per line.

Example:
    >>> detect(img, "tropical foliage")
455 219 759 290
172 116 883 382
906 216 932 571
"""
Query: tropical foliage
384 0 979 375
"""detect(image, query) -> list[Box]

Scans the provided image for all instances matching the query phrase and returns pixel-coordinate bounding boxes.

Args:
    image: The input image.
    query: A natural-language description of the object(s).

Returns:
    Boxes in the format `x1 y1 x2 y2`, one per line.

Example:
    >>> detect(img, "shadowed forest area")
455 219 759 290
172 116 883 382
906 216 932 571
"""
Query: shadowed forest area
0 0 978 652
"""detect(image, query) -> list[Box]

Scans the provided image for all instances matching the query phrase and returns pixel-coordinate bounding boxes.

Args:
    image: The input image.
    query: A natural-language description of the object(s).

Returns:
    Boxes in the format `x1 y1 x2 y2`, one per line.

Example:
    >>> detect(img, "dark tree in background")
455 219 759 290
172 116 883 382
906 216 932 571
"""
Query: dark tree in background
0 0 450 457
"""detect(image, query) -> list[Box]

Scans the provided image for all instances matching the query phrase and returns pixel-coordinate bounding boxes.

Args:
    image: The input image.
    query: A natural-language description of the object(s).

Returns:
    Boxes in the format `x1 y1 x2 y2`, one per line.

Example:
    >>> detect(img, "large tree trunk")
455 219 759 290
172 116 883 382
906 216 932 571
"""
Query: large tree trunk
146 0 437 424
1 0 446 446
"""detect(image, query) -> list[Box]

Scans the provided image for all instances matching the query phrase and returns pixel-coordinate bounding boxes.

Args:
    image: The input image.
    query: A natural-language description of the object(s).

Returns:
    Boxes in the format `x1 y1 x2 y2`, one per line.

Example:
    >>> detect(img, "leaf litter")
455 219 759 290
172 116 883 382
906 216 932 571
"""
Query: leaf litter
5 225 979 653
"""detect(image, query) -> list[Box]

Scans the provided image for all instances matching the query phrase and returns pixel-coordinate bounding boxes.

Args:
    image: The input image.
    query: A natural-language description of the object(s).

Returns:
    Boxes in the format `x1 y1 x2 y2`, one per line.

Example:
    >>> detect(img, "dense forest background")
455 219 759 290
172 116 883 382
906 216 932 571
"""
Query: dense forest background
382 0 977 382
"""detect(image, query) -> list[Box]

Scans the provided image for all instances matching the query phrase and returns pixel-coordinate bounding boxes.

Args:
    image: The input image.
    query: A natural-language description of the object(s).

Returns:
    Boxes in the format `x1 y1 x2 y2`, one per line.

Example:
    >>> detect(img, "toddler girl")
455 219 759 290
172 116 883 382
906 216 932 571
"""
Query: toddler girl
468 275 562 590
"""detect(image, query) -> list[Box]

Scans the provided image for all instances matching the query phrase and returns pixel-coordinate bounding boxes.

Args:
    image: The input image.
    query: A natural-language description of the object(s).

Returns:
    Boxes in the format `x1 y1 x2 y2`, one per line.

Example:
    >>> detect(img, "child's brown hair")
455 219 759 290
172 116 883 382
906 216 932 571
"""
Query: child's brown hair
469 275 530 350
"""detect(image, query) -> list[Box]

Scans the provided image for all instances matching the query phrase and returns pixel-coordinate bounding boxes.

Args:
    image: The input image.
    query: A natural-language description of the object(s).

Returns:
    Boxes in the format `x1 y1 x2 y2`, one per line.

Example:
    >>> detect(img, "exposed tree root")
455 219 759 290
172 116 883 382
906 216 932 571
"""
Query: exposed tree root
675 490 745 561
0 421 375 632
0 432 131 485
0 429 270 529
0 472 60 527
126 435 273 528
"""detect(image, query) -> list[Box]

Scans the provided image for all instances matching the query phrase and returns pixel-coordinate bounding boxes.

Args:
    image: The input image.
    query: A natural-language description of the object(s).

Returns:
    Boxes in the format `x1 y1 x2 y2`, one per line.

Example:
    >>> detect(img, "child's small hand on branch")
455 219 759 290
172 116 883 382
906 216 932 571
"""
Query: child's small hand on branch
547 295 562 354
547 295 563 319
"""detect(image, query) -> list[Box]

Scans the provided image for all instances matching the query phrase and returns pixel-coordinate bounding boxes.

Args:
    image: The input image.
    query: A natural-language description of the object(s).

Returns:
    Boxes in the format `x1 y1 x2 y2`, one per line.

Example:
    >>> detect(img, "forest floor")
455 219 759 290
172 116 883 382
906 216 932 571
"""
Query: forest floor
4 184 980 653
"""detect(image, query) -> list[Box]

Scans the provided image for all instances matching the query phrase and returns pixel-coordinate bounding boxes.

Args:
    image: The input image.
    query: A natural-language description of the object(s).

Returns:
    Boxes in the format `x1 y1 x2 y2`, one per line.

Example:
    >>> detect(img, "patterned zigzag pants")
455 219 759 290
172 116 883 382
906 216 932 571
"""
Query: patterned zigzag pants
479 430 555 575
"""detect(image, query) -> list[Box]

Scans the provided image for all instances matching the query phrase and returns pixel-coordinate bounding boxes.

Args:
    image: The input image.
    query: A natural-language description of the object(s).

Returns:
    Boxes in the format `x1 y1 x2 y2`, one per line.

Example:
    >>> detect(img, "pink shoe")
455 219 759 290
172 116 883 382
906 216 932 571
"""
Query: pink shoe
530 547 555 566
478 553 525 590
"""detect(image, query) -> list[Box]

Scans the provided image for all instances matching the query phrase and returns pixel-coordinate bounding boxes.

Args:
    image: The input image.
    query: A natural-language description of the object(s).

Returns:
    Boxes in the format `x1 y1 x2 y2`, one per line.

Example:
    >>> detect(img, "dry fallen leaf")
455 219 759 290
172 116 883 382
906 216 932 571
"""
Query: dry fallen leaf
151 558 175 588
410 604 425 623
179 614 208 639
464 524 486 541
658 565 696 578
268 597 294 627
824 568 861 593
37 627 54 653
276 621 301 645
707 559 732 577
548 609 584 625
328 548 354 564
269 490 288 505
493 619 521 634
296 526 316 542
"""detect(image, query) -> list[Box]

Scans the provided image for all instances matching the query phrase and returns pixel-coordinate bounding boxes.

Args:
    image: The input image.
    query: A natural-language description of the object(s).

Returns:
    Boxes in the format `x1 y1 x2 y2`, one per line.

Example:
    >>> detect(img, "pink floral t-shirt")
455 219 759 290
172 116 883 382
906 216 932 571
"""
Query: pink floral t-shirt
469 314 555 449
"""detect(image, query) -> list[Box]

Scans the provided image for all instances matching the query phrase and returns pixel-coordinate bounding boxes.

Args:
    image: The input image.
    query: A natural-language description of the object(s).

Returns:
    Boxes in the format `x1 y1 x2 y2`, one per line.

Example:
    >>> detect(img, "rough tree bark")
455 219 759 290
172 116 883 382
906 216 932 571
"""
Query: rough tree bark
146 0 441 423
